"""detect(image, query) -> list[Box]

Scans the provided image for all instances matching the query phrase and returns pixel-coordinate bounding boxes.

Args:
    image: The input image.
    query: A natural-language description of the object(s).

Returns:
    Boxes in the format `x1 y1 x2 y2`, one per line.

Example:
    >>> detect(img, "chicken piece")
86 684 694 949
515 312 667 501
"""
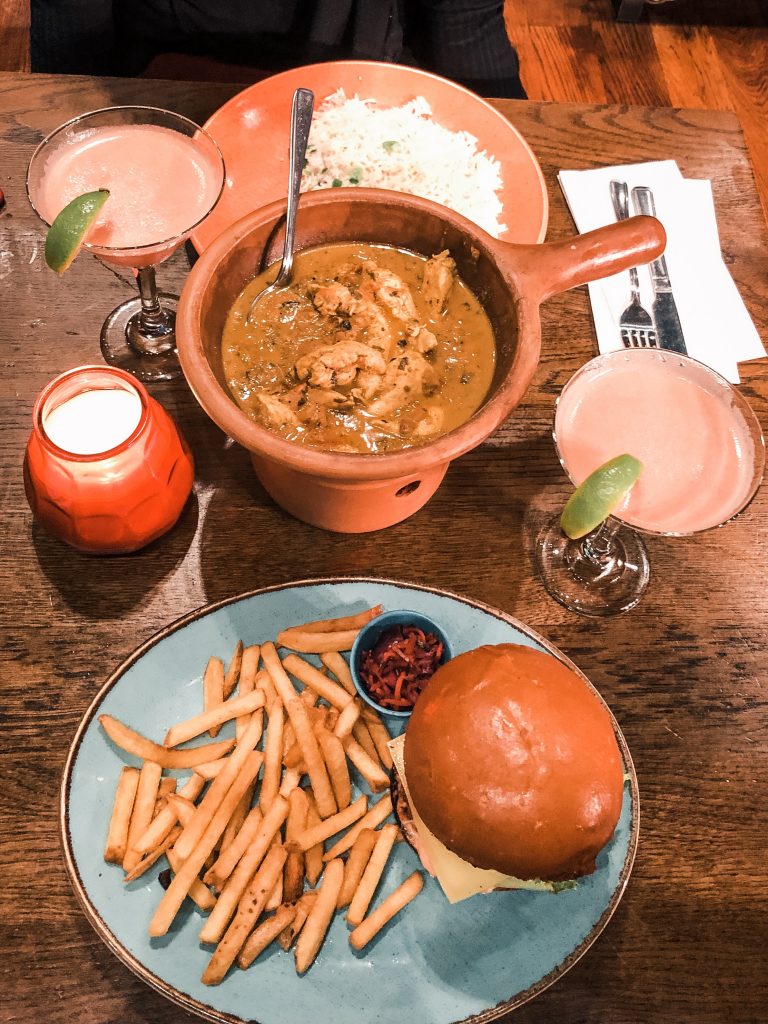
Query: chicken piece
312 279 393 358
366 351 436 417
255 392 300 428
365 266 420 334
414 407 445 437
351 370 384 403
349 301 393 356
306 388 354 409
295 340 386 389
311 282 357 317
421 251 456 313
414 327 438 354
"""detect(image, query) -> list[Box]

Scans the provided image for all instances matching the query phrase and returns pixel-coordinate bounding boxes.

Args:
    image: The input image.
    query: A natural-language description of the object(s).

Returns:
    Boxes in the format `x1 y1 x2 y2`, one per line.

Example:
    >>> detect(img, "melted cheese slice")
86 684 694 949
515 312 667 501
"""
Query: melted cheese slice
389 735 557 903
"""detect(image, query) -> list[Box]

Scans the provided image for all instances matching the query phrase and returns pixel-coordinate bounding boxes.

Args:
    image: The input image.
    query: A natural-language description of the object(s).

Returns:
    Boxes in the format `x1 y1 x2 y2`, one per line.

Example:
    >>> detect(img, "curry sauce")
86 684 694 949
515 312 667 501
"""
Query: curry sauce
221 242 496 454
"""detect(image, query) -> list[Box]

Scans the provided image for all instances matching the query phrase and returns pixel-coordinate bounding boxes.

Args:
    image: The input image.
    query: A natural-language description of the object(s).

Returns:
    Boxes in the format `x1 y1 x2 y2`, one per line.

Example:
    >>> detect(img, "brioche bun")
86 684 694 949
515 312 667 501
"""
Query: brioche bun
403 643 624 881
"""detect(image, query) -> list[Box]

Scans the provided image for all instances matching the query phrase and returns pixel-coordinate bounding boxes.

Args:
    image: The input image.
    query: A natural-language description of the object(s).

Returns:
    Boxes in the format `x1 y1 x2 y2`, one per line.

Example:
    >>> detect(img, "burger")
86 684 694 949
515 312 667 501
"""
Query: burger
389 643 625 902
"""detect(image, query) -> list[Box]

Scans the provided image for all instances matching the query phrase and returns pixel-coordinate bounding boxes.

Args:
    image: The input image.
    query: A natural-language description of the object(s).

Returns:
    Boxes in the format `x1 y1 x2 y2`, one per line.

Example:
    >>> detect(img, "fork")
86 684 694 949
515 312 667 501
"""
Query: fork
609 179 657 348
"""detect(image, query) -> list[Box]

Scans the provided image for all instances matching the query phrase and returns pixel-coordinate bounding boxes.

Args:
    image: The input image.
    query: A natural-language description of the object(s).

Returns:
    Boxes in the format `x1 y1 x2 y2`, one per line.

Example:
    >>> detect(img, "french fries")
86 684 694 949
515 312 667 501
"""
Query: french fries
342 735 390 792
202 844 288 985
315 725 352 810
134 773 205 855
262 644 337 819
320 653 382 761
123 761 162 872
259 699 284 814
349 872 424 951
149 751 263 937
204 805 262 889
99 714 236 768
284 787 309 903
346 824 399 928
237 645 261 741
102 602 423 985
256 668 278 710
104 766 140 864
278 891 317 950
294 858 344 974
292 795 367 853
333 699 361 740
200 796 289 943
174 718 263 862
164 689 265 748
203 656 225 737
266 860 284 911
283 654 353 710
238 903 297 969
123 825 182 883
193 757 230 780
303 792 324 887
319 651 356 694
285 697 336 819
279 766 302 798
166 793 197 826
223 640 244 700
281 606 382 636
239 644 260 693
336 828 377 909
278 629 361 655
167 846 216 912
360 707 394 770
155 777 178 806
323 793 393 860
220 778 257 853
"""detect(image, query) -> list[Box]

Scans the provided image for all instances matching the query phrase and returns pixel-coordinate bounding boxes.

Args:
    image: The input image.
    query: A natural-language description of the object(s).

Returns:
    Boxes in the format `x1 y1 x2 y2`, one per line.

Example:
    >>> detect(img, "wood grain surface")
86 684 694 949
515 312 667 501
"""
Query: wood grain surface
1 73 767 1024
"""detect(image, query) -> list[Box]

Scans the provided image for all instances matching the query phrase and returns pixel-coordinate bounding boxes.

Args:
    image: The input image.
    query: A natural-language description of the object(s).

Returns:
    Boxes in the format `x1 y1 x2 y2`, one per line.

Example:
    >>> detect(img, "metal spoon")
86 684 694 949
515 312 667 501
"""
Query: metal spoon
246 87 314 323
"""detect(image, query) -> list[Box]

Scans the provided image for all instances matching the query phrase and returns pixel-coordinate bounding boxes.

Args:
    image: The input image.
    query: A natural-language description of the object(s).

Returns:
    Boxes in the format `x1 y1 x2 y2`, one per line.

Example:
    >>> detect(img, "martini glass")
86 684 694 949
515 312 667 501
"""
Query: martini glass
27 106 225 383
535 349 764 616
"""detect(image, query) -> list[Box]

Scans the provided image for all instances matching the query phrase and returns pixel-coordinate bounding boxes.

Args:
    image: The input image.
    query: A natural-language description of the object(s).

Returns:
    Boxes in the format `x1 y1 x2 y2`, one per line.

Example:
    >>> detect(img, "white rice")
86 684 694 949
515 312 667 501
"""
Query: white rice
301 89 506 238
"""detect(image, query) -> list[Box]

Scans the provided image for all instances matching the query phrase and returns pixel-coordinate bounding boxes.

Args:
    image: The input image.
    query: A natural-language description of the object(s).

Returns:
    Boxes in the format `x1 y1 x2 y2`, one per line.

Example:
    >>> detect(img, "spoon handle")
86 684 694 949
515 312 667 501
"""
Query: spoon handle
280 87 314 285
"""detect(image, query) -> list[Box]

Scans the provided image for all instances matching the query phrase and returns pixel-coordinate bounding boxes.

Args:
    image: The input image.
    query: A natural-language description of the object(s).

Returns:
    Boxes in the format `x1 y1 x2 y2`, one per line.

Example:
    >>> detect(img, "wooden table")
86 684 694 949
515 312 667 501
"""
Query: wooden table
2 72 767 1024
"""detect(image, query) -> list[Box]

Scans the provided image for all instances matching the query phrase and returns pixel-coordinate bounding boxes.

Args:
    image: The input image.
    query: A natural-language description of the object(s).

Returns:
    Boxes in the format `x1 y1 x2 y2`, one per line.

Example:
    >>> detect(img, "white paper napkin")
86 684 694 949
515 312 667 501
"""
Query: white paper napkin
558 160 766 383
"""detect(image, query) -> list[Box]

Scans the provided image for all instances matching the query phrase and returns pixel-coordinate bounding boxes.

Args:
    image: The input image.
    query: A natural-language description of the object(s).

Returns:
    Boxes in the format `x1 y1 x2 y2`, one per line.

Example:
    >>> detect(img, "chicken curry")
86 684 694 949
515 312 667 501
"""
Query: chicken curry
221 242 496 454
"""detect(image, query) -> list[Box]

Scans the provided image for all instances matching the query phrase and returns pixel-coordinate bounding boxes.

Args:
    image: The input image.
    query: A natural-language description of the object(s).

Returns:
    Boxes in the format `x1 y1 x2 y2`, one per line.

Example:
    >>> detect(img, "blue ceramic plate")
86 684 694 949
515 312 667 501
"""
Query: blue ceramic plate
61 577 639 1024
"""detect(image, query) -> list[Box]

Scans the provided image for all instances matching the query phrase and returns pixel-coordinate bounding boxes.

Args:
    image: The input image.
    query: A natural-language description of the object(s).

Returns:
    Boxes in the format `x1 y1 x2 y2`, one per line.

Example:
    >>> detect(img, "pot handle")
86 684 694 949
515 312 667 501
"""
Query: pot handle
506 215 666 304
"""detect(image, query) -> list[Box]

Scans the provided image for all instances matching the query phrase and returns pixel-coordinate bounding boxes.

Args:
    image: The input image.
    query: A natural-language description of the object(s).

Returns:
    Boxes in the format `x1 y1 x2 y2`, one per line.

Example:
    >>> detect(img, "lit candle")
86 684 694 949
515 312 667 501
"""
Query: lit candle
44 388 143 455
25 365 194 553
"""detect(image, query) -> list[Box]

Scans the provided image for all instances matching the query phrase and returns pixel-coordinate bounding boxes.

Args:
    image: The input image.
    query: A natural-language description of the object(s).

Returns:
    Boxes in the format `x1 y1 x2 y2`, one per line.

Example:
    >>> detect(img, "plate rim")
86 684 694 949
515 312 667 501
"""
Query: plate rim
192 59 549 252
60 575 639 1024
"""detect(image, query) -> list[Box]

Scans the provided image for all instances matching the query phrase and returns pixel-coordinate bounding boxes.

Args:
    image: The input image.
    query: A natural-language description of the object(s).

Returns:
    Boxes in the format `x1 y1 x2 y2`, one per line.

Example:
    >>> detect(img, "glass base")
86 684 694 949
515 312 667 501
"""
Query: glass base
535 517 651 616
100 293 182 383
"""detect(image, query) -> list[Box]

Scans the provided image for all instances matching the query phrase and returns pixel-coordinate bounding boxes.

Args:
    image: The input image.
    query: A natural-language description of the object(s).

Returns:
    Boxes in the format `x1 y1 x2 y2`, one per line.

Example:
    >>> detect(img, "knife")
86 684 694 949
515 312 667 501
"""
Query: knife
631 186 687 354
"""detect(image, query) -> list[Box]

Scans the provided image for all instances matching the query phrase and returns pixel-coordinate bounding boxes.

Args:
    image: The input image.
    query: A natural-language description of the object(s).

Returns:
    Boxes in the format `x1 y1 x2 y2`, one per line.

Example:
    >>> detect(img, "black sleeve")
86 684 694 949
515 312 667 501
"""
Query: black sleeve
31 0 118 74
405 0 526 98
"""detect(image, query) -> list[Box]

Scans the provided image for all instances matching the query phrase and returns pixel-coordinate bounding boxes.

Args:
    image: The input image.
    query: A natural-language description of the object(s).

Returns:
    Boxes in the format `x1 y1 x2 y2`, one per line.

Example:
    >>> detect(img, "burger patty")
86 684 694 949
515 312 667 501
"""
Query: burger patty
389 769 421 854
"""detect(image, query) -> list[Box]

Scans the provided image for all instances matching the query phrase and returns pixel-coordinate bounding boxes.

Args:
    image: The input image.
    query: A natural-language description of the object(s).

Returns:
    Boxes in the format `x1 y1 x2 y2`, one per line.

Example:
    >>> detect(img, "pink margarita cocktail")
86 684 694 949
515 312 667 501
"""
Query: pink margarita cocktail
535 349 764 617
555 350 759 535
27 106 225 382
33 123 223 268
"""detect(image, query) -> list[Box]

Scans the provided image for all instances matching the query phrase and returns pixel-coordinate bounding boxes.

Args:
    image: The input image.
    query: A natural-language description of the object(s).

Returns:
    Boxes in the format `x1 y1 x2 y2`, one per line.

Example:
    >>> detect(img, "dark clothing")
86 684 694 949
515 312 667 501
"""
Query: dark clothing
31 0 525 99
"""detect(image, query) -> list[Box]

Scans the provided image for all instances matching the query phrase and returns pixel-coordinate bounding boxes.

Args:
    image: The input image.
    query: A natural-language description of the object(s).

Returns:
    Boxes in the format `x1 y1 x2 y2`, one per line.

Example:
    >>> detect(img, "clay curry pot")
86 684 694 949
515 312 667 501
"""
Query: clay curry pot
177 189 665 532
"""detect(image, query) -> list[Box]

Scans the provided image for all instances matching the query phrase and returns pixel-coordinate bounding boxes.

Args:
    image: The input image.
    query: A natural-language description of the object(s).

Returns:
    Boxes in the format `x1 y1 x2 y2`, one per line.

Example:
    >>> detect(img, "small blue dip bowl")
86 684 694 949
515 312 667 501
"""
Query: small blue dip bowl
350 609 453 719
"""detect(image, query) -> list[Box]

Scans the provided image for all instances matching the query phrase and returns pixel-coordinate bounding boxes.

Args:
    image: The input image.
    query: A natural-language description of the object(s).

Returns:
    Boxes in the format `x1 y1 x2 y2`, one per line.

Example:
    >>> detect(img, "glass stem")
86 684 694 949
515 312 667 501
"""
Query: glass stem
128 266 175 356
136 266 164 333
581 518 622 568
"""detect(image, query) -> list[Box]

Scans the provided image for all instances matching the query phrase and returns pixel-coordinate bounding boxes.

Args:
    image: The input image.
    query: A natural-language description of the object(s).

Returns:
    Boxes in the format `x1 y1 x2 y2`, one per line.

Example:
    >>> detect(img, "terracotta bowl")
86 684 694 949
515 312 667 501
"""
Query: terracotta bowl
177 189 664 532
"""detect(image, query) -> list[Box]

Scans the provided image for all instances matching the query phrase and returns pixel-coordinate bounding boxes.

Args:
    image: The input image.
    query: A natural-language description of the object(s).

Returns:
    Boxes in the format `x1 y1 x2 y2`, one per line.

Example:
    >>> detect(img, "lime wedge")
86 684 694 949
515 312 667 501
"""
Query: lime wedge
560 454 643 539
44 189 110 274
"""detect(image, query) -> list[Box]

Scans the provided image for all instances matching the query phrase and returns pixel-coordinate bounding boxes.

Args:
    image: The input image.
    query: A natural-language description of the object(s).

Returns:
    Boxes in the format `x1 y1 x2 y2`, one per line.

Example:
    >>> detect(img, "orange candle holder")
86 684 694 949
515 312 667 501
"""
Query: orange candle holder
24 365 194 554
